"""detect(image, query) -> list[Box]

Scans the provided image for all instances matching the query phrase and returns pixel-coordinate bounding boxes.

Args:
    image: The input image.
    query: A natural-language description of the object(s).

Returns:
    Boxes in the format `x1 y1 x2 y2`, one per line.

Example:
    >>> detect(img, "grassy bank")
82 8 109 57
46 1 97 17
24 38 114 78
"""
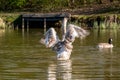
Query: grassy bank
0 13 20 29
71 13 120 29
0 12 120 29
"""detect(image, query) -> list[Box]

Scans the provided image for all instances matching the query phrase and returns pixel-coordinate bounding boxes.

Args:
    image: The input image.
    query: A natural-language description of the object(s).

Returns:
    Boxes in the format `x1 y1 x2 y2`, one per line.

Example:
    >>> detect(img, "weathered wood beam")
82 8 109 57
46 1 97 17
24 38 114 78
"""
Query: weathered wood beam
22 18 24 29
44 18 46 33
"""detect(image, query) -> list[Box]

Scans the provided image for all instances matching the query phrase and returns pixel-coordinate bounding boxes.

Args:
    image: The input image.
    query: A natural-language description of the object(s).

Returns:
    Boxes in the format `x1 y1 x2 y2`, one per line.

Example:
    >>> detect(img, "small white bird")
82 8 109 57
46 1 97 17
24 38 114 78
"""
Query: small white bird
97 38 113 48
40 24 89 60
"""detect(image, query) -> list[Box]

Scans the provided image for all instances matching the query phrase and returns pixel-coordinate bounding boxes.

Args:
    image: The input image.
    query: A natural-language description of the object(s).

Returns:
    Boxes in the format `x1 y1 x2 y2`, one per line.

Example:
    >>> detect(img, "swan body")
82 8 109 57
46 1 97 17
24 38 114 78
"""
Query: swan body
40 24 89 60
97 38 113 48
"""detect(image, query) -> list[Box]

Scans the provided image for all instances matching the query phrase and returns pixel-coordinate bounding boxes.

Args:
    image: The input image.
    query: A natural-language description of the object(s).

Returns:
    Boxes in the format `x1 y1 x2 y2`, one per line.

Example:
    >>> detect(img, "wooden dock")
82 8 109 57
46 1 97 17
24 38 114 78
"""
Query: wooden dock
22 13 71 31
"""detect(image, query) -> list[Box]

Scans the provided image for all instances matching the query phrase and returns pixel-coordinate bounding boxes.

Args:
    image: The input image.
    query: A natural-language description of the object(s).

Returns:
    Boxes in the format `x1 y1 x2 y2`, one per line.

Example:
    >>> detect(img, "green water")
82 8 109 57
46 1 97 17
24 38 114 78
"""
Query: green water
0 29 120 80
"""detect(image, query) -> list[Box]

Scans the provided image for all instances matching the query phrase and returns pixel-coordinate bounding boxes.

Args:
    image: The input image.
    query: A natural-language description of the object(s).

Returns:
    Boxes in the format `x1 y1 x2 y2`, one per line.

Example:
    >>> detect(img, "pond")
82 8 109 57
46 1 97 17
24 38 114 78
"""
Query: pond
0 28 120 80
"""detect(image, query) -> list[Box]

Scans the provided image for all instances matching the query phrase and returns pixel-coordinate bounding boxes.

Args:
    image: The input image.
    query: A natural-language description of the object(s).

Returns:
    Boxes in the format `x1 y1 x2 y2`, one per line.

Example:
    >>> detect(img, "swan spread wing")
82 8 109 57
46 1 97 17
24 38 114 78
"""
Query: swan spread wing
40 24 89 60
65 24 89 43
40 28 59 48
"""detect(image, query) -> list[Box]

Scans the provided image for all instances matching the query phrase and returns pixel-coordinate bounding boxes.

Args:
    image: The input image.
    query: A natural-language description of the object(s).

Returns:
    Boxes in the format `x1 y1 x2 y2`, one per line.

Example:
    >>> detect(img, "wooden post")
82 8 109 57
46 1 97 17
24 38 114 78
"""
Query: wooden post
62 17 68 41
44 18 46 33
27 19 29 31
22 18 24 29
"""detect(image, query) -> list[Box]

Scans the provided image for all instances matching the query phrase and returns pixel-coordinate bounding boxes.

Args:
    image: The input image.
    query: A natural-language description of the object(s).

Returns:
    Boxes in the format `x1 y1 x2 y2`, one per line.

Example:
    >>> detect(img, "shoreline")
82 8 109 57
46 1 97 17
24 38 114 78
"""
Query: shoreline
0 12 120 29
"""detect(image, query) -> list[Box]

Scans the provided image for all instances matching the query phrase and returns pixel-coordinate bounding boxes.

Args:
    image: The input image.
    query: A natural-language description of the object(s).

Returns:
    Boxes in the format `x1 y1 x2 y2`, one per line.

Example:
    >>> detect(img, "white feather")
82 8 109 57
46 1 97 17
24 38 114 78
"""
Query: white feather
44 28 59 48
40 24 89 60
68 24 89 39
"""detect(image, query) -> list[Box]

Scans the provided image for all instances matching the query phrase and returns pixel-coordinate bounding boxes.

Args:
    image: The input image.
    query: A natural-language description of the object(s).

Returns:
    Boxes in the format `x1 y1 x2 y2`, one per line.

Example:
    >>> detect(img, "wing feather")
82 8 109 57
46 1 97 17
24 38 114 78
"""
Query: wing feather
40 28 59 48
65 24 89 43
72 24 90 39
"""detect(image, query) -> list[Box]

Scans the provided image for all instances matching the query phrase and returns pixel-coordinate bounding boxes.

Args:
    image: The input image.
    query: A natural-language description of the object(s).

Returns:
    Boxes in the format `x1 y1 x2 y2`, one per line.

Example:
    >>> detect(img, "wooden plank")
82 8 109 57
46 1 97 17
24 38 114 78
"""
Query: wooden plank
22 13 70 18
22 18 24 29
44 18 46 33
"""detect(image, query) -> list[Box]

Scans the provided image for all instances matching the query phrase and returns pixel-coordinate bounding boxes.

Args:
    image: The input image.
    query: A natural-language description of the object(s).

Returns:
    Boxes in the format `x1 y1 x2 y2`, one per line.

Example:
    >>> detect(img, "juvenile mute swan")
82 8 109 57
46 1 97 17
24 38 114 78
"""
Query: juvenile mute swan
40 24 89 60
97 38 113 48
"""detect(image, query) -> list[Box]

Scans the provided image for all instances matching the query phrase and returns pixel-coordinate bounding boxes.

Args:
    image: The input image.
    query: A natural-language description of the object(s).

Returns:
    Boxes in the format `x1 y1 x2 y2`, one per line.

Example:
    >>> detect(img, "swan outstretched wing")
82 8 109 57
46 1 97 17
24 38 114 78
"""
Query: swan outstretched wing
71 24 89 38
65 24 89 43
40 28 59 48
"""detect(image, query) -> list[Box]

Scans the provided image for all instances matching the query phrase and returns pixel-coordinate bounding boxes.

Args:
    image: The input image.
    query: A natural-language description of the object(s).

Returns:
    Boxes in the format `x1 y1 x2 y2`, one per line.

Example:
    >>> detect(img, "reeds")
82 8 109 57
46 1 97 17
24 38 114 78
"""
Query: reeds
71 14 120 30
0 17 6 29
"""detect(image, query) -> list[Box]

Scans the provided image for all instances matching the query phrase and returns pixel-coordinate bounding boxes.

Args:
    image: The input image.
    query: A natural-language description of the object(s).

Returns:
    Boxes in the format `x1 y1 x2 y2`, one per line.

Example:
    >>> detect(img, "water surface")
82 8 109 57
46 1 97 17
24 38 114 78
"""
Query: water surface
0 29 120 80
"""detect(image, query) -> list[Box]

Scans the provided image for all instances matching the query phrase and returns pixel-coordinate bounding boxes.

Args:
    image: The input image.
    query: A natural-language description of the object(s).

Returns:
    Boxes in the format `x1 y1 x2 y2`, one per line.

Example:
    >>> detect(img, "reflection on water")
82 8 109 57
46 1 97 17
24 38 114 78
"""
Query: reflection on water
48 60 72 80
0 29 120 79
98 47 113 53
72 47 119 80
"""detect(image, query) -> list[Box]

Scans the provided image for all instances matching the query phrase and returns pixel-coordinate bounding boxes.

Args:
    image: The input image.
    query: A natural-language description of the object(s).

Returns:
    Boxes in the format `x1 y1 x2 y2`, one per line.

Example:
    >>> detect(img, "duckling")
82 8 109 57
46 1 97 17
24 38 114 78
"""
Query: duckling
97 38 113 48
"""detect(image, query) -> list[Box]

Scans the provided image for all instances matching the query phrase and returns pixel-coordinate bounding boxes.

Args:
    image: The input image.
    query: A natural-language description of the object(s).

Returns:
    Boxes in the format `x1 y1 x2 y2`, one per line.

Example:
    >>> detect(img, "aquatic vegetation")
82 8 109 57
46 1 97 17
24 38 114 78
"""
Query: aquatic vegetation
0 17 6 29
0 13 20 29
71 14 120 29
